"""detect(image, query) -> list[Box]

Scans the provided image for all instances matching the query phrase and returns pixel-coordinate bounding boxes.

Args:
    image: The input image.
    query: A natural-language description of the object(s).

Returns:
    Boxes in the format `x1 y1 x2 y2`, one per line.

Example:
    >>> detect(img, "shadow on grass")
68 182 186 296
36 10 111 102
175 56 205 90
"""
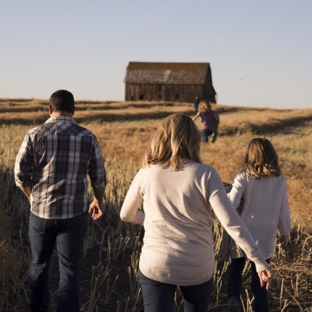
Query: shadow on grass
0 101 177 114
220 115 312 136
0 109 195 126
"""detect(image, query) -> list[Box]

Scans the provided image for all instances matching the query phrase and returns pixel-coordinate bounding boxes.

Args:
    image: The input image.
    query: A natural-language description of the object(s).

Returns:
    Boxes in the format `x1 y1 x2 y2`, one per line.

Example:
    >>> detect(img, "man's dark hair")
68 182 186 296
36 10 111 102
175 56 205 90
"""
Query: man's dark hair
49 90 75 113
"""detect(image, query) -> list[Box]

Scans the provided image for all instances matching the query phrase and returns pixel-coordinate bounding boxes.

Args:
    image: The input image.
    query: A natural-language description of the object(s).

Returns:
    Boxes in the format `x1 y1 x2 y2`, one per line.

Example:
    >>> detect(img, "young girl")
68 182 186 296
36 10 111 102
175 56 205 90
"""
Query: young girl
120 114 271 312
227 138 291 312
193 100 217 142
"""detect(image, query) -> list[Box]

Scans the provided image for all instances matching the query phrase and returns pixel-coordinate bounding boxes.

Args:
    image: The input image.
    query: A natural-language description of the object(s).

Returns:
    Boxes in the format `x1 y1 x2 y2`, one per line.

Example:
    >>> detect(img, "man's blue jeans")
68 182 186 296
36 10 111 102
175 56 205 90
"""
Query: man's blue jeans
28 211 88 312
138 270 212 312
228 257 271 312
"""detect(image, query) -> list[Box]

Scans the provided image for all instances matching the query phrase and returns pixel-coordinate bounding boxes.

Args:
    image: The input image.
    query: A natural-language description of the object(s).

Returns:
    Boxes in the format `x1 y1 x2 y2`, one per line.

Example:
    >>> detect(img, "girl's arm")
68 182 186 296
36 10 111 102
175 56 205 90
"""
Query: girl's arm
192 112 200 121
227 173 245 209
277 178 291 237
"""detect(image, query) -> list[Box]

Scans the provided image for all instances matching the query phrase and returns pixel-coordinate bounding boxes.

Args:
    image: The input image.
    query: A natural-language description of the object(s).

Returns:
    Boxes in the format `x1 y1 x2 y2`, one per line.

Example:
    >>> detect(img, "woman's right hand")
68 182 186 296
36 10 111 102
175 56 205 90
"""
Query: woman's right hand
258 268 272 290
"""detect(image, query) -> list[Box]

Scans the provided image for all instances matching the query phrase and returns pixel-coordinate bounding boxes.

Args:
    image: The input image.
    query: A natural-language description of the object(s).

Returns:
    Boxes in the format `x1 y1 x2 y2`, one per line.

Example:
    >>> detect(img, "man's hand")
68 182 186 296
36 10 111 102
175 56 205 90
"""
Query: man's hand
19 186 32 201
88 199 104 220
258 268 272 290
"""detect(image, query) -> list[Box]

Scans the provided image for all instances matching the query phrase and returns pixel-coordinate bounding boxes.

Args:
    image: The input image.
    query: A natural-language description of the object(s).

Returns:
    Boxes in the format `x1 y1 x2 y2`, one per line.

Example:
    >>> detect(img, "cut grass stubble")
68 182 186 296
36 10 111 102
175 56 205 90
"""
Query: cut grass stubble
0 100 312 311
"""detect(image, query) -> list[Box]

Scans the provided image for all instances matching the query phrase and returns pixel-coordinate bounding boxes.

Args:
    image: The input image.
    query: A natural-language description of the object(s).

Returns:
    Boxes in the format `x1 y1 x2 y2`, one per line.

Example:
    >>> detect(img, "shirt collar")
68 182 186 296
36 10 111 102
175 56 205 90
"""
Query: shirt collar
45 116 77 124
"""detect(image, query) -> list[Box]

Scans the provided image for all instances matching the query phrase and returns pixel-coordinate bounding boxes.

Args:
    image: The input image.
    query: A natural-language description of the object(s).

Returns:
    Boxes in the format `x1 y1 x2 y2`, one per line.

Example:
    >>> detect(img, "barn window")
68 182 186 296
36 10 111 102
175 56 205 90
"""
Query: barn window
139 94 144 100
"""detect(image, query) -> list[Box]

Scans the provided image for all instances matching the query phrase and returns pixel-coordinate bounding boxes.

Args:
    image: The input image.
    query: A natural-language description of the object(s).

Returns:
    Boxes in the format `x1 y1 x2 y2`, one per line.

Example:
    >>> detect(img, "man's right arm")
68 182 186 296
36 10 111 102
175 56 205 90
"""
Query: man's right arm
14 134 33 200
88 135 106 220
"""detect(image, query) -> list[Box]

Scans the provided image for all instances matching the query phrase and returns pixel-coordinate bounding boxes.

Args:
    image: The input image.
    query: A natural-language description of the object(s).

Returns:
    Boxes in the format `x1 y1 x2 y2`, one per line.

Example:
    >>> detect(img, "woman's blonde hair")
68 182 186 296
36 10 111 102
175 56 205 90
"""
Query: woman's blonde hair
142 113 202 170
242 138 281 179
198 100 212 112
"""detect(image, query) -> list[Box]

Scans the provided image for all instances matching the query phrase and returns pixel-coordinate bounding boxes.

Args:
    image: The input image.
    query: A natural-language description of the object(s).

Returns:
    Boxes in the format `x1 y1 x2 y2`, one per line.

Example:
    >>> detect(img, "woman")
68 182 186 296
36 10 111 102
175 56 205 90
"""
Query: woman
227 138 290 312
120 113 271 312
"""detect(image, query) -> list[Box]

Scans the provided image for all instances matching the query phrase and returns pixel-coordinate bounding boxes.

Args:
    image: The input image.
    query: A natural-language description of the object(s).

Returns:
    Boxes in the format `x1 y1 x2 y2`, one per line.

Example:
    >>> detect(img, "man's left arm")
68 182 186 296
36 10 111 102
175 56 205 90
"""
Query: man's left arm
18 186 32 201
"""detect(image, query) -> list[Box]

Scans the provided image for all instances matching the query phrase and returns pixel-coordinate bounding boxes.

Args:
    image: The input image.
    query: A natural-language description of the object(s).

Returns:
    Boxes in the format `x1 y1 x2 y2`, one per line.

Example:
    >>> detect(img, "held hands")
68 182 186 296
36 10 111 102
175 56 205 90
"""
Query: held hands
88 199 104 220
258 268 272 290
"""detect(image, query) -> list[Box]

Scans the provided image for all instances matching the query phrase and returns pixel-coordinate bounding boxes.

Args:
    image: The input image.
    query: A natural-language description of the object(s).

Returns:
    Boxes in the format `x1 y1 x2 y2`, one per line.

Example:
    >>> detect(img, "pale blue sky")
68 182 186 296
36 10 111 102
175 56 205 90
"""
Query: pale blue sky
1 0 311 109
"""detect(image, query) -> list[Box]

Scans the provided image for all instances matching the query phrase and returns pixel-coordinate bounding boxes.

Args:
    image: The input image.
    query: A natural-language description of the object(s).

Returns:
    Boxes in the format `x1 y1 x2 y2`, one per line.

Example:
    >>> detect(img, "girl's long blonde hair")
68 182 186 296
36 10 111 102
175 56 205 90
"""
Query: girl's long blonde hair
142 113 202 170
198 100 212 112
242 138 281 179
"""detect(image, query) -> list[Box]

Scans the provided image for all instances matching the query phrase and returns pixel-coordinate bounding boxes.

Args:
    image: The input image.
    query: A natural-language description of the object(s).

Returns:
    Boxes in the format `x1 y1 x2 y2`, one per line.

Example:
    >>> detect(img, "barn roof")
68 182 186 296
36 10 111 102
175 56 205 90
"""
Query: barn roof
125 62 211 85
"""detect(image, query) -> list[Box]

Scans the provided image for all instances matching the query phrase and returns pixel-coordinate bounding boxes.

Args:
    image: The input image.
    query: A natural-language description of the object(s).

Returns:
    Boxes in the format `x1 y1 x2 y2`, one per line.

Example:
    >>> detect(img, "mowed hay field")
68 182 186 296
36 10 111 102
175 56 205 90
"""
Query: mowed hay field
0 98 311 311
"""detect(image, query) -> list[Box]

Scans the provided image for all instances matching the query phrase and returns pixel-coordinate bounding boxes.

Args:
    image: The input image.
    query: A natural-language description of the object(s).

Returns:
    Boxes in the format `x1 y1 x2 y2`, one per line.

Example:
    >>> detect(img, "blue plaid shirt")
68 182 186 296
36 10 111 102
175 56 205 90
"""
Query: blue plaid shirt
14 116 106 219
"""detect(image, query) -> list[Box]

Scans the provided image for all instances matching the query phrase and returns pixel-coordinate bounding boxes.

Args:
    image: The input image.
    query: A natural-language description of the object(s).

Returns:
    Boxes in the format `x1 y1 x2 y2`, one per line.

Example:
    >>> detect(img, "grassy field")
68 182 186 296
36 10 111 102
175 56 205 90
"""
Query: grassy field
0 99 311 311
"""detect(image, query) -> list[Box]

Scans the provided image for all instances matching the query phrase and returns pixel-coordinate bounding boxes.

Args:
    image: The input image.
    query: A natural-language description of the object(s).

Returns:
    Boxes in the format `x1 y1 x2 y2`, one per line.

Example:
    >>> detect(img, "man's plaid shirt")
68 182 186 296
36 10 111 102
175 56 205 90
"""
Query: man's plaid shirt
14 116 106 219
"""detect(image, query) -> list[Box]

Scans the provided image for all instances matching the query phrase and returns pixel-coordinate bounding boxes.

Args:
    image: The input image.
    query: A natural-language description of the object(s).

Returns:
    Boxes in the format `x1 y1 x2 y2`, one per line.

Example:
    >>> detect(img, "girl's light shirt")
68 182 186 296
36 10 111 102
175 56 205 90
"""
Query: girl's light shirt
228 171 291 259
120 163 269 286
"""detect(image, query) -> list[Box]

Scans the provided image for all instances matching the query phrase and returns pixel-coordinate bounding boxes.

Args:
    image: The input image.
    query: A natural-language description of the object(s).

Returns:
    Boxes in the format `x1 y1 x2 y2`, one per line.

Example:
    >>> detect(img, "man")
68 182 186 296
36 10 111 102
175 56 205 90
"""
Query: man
193 95 200 114
14 90 106 312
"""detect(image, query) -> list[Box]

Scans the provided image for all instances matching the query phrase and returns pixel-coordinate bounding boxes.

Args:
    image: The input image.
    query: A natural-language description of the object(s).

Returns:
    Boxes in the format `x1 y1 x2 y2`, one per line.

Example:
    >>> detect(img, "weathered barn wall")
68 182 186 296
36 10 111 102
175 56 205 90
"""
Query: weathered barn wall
124 62 217 103
125 84 203 102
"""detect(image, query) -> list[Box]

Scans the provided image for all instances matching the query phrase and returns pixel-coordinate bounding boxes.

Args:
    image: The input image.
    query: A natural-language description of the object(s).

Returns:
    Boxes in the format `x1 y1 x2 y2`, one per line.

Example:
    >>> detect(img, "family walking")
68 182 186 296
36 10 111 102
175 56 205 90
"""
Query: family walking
14 90 290 312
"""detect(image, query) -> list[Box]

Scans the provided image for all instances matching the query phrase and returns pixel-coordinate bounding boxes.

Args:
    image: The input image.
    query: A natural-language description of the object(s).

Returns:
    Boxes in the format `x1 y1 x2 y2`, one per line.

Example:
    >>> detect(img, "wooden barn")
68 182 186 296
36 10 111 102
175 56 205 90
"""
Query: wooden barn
124 62 217 103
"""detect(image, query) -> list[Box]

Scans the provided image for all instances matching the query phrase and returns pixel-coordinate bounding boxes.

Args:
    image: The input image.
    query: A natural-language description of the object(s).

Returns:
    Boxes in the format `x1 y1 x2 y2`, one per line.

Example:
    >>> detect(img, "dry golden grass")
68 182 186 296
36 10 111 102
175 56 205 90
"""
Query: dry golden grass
1 99 311 229
0 99 312 311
